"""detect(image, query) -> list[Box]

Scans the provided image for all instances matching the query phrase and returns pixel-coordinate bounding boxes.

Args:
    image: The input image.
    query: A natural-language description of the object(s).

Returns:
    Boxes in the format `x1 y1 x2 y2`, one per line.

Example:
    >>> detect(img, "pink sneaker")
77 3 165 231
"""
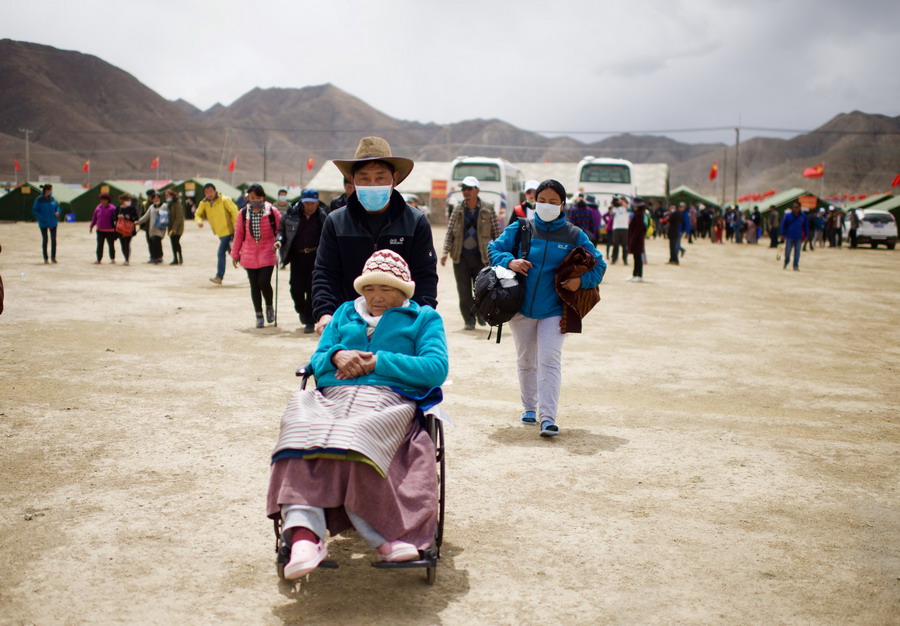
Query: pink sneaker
284 540 327 579
376 540 419 563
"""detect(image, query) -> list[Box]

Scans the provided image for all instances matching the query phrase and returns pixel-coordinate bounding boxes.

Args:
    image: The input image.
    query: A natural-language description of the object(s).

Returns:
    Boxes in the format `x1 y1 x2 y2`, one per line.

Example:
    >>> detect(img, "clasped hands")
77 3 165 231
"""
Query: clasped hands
332 349 377 380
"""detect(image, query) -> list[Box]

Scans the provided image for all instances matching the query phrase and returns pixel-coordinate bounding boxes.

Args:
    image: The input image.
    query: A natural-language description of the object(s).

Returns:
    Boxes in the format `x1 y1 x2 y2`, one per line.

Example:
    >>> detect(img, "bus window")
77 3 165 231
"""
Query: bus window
580 164 631 184
452 163 501 182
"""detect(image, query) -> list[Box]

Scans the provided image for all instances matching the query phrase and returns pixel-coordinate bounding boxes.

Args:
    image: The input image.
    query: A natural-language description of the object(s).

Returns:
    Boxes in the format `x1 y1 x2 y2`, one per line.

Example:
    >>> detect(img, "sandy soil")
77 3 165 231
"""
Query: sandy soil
0 221 898 625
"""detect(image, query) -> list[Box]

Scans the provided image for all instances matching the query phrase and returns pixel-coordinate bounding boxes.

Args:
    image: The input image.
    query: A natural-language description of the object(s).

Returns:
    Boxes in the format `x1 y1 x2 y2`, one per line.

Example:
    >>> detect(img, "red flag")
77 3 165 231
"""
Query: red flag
306 157 315 171
150 156 159 170
13 157 21 172
82 160 90 173
227 157 236 173
709 162 718 181
802 163 824 178
891 173 900 188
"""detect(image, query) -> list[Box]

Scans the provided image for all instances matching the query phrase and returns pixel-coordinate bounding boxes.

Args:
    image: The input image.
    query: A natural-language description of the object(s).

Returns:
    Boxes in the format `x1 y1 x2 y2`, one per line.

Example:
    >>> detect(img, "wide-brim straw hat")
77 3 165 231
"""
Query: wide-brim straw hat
333 137 414 185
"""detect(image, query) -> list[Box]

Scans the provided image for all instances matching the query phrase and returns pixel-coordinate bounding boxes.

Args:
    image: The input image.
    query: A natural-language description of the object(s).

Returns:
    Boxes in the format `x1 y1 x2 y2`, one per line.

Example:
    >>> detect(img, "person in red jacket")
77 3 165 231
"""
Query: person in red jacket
232 184 282 328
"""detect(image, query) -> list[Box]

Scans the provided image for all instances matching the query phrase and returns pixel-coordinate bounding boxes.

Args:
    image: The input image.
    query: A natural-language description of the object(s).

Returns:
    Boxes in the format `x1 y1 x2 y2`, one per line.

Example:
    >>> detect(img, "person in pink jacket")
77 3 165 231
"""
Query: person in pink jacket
232 184 282 328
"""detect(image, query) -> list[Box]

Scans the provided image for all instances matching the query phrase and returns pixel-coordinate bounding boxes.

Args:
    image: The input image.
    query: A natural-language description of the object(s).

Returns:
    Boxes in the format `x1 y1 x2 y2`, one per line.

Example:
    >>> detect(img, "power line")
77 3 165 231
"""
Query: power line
25 124 900 137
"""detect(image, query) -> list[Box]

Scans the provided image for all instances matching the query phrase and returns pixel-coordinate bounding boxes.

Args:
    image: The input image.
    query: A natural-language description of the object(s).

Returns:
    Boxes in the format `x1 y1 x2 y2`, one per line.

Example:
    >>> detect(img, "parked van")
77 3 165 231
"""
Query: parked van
844 208 897 249
446 157 525 223
575 157 636 211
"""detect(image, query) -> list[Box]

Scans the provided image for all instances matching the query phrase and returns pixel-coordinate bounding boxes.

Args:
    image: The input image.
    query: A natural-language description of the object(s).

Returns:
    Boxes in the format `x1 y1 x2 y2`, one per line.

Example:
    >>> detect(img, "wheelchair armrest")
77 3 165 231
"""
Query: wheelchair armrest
296 363 315 390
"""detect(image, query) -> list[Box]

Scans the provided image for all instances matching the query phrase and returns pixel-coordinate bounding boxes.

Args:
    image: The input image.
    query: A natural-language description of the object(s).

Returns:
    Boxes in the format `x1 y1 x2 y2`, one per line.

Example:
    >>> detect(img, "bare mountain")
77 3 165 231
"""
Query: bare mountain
1 39 897 196
678 111 900 200
0 39 222 180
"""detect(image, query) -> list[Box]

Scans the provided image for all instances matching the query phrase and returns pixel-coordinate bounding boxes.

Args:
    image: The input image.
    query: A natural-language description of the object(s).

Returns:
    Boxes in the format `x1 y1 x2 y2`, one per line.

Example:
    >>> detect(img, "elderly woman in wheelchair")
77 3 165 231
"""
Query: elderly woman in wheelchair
267 250 448 580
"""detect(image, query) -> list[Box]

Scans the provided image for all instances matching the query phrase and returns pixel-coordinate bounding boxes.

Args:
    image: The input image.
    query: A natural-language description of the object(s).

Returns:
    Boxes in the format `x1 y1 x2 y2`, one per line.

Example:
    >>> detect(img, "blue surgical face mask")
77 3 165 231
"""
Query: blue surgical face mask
356 185 392 212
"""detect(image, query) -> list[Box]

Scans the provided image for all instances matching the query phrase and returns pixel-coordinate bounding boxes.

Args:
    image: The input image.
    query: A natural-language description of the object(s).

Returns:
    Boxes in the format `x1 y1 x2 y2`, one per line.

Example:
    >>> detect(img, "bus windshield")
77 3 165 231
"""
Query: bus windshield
452 163 501 182
580 164 631 184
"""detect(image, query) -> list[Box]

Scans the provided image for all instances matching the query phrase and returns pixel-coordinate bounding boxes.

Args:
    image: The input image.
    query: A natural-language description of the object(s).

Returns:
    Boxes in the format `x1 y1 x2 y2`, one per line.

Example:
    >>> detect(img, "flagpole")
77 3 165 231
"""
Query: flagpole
720 149 728 208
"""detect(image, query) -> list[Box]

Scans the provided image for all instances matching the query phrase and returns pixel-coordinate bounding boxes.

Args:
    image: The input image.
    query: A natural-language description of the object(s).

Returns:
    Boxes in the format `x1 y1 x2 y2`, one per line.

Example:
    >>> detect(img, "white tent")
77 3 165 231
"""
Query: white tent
305 160 670 201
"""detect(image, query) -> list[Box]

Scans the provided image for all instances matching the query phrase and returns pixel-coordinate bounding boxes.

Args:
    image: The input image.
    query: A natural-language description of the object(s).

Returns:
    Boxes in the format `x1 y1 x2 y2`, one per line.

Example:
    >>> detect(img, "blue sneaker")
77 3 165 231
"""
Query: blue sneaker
520 411 537 425
539 420 559 437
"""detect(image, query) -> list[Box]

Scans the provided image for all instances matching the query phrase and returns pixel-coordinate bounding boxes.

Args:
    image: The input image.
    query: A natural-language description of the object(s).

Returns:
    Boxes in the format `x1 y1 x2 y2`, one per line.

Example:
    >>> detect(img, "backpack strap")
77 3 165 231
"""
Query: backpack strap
512 218 532 259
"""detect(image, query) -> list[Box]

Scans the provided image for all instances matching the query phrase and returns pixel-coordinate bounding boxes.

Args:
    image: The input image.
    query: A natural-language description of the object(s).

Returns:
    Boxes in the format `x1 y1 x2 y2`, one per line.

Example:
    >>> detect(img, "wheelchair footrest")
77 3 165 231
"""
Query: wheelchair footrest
371 549 438 569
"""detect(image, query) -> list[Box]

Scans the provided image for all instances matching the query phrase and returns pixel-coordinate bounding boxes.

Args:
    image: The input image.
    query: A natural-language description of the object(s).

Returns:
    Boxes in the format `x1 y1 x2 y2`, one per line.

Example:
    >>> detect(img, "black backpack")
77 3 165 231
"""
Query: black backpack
471 219 532 343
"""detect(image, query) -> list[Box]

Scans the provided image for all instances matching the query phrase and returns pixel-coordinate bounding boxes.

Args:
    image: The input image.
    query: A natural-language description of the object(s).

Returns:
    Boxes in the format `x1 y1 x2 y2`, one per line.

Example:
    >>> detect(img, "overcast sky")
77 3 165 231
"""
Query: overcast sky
4 0 899 146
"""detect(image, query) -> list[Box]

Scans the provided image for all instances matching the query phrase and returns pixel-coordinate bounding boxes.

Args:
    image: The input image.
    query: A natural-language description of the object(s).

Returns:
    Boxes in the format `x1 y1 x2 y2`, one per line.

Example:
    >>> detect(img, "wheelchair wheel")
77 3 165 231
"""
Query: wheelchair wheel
274 519 289 581
426 415 445 584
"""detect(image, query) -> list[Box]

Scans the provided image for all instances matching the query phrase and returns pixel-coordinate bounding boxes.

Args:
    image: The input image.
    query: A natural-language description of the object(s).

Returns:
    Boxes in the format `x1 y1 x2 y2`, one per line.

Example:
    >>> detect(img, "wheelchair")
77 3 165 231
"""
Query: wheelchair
274 363 446 584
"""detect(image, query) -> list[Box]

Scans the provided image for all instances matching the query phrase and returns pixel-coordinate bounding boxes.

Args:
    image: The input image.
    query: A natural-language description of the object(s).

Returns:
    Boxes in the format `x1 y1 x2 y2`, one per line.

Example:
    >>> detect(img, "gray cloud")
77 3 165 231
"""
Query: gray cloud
2 0 898 146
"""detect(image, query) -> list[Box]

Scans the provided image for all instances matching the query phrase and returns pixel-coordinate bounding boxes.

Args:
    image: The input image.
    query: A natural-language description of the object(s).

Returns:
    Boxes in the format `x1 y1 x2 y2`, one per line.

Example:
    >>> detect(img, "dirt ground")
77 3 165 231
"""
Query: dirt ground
0 221 897 625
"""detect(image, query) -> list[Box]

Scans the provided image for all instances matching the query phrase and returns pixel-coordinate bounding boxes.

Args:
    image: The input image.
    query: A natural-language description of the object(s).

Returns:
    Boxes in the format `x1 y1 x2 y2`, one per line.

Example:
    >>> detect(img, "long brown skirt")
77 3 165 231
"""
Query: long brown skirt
267 420 437 550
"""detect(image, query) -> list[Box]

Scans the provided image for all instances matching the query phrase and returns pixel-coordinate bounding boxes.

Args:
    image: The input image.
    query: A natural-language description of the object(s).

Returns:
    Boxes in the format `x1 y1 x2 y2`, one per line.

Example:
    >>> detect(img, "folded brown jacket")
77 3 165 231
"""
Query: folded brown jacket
554 246 600 333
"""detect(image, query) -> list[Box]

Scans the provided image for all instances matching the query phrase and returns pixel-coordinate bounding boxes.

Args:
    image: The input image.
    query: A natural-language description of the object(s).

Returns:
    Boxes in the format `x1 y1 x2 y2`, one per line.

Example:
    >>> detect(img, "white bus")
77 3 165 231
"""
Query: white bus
575 157 637 210
446 156 525 223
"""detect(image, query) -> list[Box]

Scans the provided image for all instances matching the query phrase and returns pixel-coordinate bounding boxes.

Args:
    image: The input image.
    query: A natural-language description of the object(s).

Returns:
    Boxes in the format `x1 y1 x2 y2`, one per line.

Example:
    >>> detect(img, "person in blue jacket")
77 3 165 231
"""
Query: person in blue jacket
488 179 606 437
780 202 809 271
32 184 60 263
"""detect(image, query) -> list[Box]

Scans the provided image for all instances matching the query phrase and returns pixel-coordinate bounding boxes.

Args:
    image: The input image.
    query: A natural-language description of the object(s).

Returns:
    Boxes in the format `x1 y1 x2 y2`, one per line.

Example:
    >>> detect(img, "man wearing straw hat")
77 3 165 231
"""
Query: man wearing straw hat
312 137 438 334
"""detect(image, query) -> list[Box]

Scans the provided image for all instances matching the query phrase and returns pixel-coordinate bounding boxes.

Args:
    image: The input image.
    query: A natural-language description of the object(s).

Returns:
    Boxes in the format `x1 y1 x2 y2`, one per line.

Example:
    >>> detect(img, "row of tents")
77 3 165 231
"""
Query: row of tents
668 185 900 221
3 172 898 226
0 178 312 222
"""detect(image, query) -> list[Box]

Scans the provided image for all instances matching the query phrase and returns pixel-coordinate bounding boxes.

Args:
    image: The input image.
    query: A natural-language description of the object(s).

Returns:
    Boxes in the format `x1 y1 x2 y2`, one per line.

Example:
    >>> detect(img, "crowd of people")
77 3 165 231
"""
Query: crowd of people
14 135 886 583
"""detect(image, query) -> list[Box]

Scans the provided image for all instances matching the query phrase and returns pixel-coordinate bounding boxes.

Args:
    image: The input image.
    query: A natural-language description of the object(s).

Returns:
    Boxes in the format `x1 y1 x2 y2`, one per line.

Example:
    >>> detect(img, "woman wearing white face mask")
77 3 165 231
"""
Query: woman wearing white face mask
488 179 607 437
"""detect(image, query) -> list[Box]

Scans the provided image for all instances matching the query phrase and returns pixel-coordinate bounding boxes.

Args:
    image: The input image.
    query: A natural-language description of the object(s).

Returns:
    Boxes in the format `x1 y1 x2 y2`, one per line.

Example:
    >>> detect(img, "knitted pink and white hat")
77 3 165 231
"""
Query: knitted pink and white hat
353 249 415 299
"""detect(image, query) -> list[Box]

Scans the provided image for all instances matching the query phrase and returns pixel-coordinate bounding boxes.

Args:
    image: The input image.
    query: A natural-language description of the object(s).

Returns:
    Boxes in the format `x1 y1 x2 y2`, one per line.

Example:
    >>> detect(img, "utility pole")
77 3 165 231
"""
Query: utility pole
218 127 232 179
733 125 741 208
19 128 32 181
445 125 451 161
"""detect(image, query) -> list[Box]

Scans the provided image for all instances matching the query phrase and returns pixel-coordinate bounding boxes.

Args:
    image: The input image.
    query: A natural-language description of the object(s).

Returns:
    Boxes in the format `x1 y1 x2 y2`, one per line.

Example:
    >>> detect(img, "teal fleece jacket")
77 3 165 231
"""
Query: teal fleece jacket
488 213 607 319
310 299 448 395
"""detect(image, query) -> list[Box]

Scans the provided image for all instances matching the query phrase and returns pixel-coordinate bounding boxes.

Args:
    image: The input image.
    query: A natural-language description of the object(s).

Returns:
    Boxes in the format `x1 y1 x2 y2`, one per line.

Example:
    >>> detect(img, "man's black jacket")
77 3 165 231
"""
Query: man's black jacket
312 190 438 320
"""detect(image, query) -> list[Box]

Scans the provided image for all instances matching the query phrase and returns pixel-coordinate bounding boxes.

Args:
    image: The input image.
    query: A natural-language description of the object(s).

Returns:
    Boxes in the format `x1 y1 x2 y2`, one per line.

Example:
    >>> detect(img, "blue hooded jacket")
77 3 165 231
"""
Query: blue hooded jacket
781 210 809 240
32 194 60 228
488 213 607 320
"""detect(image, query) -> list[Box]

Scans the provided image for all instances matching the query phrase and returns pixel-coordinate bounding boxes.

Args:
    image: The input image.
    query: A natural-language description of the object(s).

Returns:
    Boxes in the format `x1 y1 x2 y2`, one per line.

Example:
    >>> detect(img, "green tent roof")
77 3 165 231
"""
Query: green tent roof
669 184 720 208
843 192 892 210
67 181 155 221
746 188 827 215
863 194 900 213
236 181 303 202
166 178 242 202
0 182 87 221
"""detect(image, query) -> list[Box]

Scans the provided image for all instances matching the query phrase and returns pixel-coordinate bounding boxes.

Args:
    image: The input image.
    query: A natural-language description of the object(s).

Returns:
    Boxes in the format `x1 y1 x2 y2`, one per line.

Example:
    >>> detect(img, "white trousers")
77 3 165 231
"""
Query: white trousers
281 504 386 548
507 314 565 424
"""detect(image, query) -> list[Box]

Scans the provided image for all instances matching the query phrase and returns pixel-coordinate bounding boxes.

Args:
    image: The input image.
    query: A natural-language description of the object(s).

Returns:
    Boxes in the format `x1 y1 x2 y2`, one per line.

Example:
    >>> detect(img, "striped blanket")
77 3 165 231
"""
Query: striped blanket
271 385 416 477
